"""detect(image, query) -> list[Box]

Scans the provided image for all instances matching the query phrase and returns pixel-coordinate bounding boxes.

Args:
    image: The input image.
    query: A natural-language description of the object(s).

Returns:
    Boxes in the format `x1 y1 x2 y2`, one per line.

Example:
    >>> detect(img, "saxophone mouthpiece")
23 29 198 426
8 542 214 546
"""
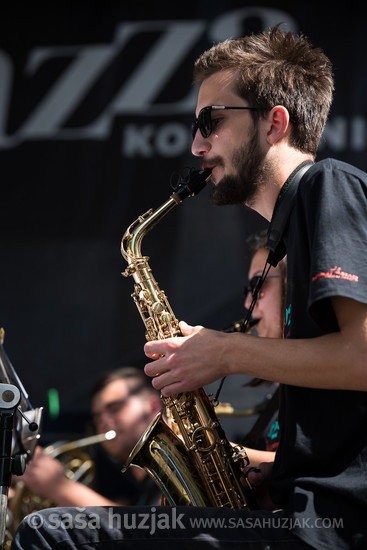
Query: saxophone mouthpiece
171 168 211 202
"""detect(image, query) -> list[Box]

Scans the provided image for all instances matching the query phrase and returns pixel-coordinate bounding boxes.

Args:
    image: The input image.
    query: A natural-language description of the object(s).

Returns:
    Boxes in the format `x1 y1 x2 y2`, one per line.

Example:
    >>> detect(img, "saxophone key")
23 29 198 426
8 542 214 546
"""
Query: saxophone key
160 312 172 324
152 302 164 313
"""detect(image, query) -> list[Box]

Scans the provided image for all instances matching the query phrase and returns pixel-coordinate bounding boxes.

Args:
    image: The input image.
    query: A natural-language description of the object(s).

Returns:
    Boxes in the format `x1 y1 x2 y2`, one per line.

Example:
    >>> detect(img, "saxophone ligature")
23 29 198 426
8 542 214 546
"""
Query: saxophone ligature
120 168 256 509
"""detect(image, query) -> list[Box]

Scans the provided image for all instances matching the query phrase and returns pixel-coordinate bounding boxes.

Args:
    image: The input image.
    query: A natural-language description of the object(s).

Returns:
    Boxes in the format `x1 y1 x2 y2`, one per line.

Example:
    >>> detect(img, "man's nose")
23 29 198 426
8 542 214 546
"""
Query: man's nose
191 131 211 157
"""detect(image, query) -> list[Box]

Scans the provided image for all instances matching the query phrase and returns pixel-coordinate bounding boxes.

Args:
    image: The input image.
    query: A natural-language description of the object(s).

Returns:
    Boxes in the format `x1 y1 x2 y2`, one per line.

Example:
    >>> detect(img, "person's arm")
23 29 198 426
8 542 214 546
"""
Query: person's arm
20 447 127 507
144 297 367 393
37 475 125 507
243 453 275 511
244 448 275 469
231 445 275 511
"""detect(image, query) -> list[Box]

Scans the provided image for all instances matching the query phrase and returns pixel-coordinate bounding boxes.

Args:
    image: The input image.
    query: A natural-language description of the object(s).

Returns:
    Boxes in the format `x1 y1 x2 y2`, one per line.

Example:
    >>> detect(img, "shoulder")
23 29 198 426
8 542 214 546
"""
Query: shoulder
298 158 367 204
303 158 367 185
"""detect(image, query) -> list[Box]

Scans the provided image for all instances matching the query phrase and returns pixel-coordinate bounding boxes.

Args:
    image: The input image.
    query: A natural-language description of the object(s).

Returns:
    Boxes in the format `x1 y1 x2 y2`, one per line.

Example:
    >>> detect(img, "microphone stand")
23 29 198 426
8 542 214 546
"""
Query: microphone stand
0 384 22 549
0 331 42 549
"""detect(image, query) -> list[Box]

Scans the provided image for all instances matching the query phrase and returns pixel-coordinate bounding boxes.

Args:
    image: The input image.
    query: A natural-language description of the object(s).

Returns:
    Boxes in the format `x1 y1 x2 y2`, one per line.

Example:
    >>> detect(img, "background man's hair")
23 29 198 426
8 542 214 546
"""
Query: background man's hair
90 366 158 399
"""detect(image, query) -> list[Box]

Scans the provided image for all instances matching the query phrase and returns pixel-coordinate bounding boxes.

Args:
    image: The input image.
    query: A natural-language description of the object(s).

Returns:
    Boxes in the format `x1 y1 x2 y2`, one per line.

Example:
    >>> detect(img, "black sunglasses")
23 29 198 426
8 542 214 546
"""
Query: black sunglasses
244 274 280 300
191 105 260 140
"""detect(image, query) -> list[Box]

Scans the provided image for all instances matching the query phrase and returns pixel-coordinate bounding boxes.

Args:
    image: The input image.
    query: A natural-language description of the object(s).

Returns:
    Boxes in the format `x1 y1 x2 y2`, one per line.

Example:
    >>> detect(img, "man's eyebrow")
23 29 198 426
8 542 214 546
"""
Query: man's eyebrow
91 397 128 415
91 383 147 416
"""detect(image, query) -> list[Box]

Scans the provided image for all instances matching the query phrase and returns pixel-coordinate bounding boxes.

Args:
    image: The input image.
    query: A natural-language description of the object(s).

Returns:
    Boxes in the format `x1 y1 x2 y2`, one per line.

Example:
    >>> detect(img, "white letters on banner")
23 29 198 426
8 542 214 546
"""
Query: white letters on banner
0 8 364 156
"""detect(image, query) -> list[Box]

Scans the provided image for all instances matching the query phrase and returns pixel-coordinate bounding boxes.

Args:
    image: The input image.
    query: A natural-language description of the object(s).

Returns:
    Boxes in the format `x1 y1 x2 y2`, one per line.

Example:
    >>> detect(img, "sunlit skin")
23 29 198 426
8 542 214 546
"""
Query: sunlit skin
245 248 283 339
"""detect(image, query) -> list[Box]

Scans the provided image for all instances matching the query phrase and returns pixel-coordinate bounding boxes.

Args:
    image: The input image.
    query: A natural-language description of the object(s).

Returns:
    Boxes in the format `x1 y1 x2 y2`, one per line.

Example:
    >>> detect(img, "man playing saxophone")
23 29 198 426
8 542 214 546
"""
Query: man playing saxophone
143 28 367 550
12 26 367 550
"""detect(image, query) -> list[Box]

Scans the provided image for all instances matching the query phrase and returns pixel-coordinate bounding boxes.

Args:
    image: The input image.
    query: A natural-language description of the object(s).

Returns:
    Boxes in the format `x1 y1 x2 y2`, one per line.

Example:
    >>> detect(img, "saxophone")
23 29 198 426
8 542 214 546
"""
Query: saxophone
120 168 255 509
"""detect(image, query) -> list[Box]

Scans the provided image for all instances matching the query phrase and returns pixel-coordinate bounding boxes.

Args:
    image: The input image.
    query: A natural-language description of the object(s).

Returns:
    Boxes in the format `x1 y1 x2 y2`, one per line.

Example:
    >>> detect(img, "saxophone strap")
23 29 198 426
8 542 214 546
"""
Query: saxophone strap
266 160 314 267
215 161 314 402
242 160 314 332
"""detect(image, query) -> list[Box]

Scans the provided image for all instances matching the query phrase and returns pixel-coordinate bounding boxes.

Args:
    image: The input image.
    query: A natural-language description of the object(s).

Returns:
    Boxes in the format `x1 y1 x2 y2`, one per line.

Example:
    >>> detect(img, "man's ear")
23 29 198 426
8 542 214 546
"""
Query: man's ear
266 105 291 145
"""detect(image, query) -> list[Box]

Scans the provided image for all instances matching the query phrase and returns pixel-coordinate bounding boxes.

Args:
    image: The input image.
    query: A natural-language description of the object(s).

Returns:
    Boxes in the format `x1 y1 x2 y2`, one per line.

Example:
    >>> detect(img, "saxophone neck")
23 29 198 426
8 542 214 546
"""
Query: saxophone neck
121 168 211 262
121 196 177 262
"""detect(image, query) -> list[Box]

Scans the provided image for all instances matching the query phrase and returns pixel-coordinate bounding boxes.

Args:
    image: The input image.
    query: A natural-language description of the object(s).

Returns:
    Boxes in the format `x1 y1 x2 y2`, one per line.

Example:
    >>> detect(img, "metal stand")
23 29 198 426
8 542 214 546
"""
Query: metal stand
0 331 42 549
0 384 22 549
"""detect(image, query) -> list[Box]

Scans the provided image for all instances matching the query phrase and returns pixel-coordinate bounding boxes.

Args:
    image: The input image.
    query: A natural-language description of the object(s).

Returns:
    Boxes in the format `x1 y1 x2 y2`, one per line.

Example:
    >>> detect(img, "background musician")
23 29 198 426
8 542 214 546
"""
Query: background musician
241 231 286 453
16 367 161 507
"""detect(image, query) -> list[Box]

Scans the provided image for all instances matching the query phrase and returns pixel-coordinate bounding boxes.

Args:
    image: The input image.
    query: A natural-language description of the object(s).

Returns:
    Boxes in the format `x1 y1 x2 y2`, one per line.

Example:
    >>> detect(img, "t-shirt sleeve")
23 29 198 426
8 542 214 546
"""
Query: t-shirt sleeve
301 161 367 331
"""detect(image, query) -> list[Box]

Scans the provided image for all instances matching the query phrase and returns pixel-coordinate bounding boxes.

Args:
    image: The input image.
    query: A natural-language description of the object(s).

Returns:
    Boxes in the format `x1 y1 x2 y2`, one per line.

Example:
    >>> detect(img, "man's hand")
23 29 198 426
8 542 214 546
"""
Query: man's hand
21 447 66 499
144 321 231 395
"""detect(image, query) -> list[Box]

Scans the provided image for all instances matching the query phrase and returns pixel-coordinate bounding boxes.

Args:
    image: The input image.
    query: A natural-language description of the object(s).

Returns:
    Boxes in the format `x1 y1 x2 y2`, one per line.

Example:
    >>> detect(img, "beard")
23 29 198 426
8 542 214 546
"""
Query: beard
209 124 270 206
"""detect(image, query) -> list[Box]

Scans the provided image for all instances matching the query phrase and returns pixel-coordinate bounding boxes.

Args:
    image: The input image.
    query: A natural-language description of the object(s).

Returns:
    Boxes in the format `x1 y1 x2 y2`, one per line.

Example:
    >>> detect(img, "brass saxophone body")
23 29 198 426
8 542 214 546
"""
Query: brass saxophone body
121 168 254 509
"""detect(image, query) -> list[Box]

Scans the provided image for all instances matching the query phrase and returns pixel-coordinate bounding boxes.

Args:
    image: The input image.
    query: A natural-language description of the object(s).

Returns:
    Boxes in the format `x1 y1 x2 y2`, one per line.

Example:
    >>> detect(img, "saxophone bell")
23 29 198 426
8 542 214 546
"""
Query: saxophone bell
122 410 210 506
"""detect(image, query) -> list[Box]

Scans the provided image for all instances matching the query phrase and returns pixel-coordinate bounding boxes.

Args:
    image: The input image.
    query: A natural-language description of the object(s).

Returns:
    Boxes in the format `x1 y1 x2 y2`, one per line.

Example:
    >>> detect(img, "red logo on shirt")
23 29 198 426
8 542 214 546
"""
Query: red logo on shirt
312 265 359 283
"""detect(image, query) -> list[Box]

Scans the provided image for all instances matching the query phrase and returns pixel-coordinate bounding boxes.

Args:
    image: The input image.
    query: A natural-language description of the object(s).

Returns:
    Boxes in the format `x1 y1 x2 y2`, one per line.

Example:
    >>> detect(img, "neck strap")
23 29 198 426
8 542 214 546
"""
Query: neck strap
266 160 313 267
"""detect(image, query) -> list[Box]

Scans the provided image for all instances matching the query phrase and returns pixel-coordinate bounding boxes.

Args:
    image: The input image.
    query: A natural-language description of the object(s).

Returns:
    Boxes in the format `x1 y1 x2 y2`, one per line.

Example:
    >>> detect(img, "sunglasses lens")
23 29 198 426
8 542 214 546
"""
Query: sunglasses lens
250 276 260 294
192 107 212 140
243 276 262 298
200 107 212 138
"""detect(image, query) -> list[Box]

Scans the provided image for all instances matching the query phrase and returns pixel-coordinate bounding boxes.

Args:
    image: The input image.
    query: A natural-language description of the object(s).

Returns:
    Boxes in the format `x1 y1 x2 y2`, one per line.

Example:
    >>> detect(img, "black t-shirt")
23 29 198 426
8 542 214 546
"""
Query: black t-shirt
270 158 367 550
